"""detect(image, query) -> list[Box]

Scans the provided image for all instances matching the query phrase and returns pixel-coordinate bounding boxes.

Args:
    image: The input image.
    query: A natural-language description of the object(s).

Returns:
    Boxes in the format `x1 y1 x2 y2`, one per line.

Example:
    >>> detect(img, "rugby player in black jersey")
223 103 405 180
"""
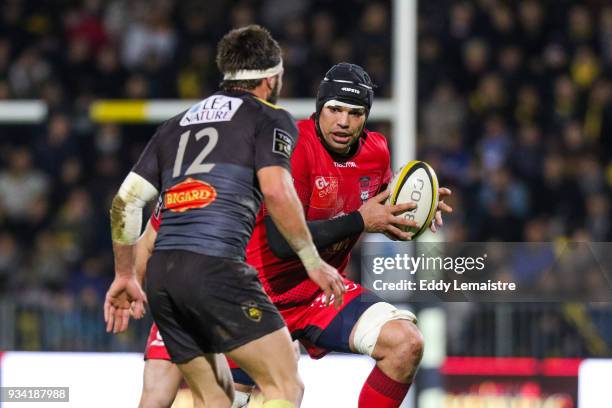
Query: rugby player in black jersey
103 25 345 408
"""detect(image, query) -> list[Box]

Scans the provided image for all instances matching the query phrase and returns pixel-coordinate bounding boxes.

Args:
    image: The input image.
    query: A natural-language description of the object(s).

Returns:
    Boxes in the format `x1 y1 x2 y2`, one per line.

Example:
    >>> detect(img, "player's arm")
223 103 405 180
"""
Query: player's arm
135 196 162 285
264 212 364 258
258 167 316 252
265 191 418 257
105 127 163 333
134 219 158 285
110 172 159 281
106 171 158 332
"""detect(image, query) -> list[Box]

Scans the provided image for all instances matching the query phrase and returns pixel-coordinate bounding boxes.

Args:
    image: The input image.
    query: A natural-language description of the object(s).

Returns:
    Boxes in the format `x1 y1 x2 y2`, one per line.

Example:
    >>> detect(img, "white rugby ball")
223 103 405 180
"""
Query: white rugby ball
386 160 439 239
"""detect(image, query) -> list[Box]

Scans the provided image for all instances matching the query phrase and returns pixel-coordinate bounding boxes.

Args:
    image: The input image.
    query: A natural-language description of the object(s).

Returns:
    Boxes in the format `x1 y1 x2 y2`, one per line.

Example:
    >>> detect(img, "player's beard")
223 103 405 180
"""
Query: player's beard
267 79 280 104
336 122 366 155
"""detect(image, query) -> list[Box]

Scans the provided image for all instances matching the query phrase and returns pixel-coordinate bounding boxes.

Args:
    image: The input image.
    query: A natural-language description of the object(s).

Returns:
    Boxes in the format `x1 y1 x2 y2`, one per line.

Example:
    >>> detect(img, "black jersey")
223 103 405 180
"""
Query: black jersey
132 91 297 260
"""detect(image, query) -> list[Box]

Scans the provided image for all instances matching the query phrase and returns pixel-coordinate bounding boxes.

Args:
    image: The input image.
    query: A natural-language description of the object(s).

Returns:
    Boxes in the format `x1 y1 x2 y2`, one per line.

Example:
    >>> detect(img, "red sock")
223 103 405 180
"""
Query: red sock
358 366 411 408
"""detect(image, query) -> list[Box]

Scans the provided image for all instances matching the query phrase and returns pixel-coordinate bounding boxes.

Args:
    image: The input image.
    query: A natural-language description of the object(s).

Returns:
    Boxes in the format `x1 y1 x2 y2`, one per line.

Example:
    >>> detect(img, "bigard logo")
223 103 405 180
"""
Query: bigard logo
164 178 217 212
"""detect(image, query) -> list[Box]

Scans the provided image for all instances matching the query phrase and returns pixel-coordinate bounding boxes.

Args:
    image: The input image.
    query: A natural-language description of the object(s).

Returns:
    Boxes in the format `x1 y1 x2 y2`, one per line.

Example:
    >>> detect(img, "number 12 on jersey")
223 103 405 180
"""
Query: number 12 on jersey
172 127 219 178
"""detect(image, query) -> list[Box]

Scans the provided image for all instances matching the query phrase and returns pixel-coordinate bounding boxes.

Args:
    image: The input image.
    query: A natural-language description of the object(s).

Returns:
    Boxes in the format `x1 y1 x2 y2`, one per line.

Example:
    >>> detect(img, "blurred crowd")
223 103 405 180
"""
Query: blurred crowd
0 0 391 102
0 0 610 354
418 0 612 358
418 0 612 244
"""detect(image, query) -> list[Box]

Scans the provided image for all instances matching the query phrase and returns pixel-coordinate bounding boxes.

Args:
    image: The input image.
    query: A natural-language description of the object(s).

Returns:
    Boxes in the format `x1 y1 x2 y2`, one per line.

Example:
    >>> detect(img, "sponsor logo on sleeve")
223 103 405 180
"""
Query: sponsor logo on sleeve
272 128 293 158
164 177 217 212
180 95 243 126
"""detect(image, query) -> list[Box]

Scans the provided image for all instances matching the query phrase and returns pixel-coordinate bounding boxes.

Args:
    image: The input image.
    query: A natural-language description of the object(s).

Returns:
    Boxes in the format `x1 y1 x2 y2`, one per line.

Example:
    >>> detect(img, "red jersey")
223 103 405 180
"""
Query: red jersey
246 117 392 307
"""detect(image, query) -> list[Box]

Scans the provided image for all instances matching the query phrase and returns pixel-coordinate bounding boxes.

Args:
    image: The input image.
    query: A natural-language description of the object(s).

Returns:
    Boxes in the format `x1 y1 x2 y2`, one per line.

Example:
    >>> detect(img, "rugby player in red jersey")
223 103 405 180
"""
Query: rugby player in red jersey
244 63 452 408
134 63 452 408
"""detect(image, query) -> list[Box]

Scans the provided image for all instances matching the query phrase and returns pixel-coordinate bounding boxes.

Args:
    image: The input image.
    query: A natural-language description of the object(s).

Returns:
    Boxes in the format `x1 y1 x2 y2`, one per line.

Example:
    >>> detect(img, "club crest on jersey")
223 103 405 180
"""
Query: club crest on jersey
359 176 371 202
180 95 243 126
164 177 217 212
272 128 293 159
241 301 262 322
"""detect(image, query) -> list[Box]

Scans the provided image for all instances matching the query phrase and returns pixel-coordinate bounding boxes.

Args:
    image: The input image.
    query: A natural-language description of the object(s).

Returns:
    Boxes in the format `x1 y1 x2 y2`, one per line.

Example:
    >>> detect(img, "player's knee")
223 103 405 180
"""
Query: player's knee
280 373 304 403
378 320 424 375
140 379 175 408
295 375 305 401
263 372 303 403
140 361 180 408
139 389 175 408
278 354 304 401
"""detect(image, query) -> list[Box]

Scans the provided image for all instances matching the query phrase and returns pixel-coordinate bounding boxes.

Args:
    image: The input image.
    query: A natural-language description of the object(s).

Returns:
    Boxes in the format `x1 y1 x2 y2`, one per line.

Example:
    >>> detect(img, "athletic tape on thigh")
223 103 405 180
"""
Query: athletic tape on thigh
261 400 295 408
352 302 417 356
232 390 250 408
246 391 265 408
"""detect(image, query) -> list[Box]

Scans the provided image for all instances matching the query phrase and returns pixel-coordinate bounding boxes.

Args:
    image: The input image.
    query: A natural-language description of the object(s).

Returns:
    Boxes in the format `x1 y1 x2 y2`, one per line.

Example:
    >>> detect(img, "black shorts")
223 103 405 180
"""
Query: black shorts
145 249 286 363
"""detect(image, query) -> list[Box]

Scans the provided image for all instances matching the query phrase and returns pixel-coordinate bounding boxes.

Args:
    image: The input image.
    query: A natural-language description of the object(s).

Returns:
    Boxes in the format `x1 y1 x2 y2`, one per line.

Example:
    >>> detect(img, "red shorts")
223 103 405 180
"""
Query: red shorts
144 323 171 360
144 325 253 371
278 279 367 358
145 279 373 361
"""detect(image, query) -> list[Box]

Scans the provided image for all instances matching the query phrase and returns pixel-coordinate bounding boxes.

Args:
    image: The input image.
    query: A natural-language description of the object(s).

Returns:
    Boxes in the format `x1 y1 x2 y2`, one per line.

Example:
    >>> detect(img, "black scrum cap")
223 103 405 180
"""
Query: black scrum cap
316 63 374 118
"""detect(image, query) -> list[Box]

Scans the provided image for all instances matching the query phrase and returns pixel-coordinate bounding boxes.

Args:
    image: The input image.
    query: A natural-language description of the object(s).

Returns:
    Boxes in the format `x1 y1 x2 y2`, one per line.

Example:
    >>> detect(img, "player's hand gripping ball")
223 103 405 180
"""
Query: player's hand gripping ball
386 160 439 240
